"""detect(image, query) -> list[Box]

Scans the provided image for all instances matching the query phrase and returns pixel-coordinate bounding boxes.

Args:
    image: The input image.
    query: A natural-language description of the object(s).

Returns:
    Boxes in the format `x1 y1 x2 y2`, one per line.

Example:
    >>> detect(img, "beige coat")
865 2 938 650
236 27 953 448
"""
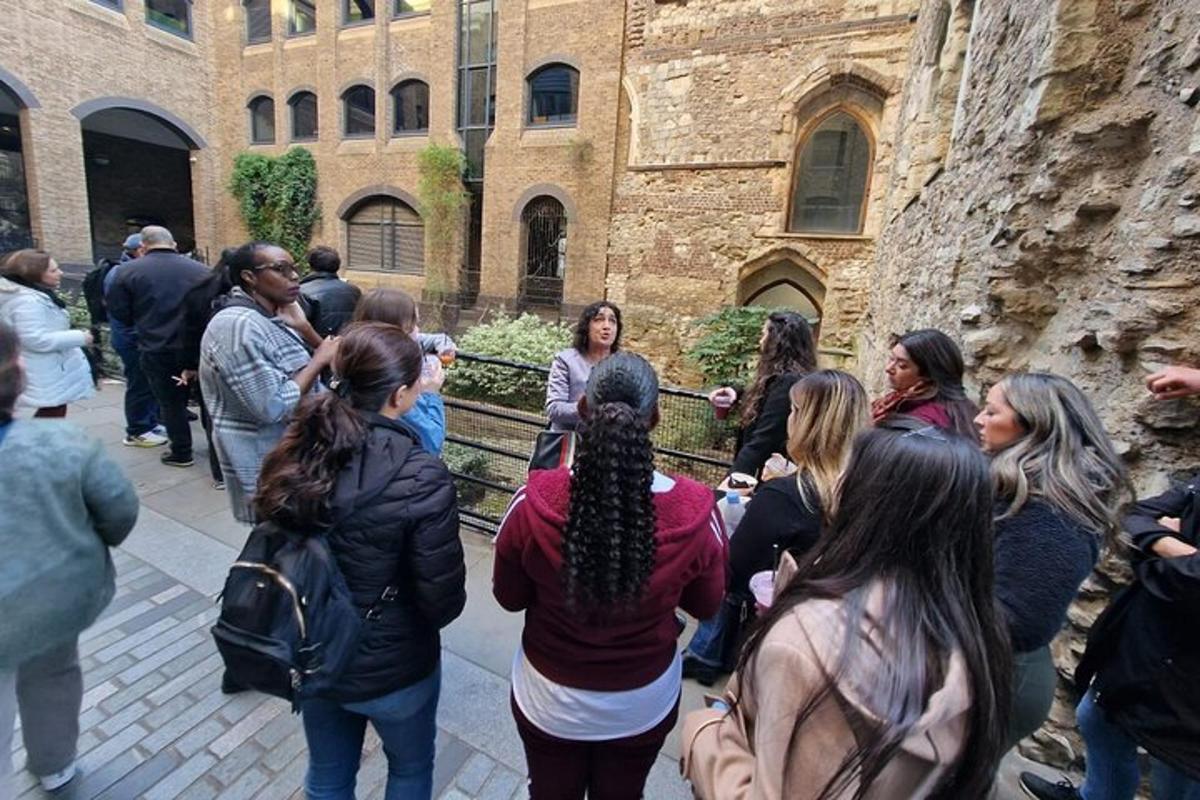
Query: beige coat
681 585 973 800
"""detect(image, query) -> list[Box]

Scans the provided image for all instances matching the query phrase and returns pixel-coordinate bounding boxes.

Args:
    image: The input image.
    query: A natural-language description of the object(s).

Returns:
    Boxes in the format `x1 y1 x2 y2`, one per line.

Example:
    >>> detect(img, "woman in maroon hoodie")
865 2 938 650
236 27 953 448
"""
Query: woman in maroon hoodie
494 352 727 799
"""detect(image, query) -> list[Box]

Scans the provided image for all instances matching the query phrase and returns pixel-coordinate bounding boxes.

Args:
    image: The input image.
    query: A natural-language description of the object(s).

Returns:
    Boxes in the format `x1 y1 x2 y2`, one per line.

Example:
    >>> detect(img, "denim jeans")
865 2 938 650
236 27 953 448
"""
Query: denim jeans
1078 688 1200 800
111 326 158 437
684 614 726 668
301 665 441 800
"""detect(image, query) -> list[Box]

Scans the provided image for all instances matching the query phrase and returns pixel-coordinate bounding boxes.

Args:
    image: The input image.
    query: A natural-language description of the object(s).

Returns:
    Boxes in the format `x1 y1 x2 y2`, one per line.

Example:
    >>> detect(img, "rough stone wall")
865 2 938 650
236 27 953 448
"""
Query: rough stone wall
607 0 919 383
869 0 1200 767
0 0 218 264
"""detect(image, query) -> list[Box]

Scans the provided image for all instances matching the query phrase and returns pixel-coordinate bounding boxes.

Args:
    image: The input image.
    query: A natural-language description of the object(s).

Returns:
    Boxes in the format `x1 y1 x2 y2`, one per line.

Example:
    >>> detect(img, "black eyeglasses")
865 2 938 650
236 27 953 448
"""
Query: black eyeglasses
255 261 299 280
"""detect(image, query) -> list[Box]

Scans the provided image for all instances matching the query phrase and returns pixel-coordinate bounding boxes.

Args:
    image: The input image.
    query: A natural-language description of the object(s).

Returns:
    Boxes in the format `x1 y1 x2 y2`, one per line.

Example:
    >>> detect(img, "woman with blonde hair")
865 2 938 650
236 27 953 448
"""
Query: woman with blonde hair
974 372 1130 747
683 370 871 686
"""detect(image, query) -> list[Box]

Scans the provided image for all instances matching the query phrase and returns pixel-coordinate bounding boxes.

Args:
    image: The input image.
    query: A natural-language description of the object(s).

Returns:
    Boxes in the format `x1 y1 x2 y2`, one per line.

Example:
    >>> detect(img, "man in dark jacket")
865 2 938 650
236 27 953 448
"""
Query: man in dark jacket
107 226 210 467
1021 366 1200 800
299 246 361 337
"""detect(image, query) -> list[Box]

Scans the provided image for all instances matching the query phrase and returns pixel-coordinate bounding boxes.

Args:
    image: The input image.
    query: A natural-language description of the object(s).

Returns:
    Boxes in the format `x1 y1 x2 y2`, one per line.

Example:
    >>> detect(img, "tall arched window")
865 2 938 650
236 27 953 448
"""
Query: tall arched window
391 80 429 135
244 0 272 43
345 196 424 274
527 64 579 126
520 196 567 306
248 95 275 144
789 110 872 234
289 91 318 140
342 85 375 137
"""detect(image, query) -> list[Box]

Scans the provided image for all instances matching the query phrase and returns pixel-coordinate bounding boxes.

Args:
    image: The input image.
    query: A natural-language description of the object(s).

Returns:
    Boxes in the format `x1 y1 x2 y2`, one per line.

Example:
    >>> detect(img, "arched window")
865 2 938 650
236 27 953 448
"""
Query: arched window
342 85 375 137
244 0 272 43
527 64 579 127
520 196 567 306
391 80 429 135
248 95 275 144
345 196 424 274
789 110 872 234
289 91 318 140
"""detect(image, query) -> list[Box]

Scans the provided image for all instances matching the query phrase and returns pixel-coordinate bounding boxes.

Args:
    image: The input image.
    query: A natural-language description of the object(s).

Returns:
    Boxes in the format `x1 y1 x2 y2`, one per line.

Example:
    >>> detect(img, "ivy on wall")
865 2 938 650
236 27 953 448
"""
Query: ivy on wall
417 144 468 293
229 147 320 262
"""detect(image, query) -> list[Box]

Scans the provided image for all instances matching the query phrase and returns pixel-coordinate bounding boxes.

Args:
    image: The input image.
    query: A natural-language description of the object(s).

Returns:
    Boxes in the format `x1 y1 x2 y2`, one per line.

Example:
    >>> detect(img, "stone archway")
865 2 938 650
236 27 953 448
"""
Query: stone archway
0 76 34 252
738 249 827 331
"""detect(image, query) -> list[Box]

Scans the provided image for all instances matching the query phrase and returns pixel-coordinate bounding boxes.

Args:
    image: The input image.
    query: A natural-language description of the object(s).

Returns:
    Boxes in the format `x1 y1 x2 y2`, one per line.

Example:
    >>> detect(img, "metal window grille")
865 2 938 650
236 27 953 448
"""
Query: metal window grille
520 197 566 307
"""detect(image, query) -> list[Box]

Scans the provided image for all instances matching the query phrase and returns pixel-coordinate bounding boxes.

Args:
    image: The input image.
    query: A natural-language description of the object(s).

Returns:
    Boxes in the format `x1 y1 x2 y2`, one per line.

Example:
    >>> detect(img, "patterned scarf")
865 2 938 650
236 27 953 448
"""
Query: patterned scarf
870 379 935 424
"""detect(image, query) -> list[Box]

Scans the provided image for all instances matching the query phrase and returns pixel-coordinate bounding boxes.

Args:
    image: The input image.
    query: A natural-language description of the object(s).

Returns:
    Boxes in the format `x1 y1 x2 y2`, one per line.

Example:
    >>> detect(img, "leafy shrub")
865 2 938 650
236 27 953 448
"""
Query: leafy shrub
229 148 320 262
446 313 571 411
685 305 770 389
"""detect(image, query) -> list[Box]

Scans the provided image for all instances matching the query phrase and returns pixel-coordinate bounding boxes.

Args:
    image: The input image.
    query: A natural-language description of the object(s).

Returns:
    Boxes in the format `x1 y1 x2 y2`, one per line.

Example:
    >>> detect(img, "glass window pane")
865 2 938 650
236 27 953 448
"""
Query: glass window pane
395 0 430 15
467 69 488 127
528 66 578 126
463 129 487 181
289 0 316 34
250 98 275 143
790 111 872 234
393 82 429 133
343 86 375 136
146 0 191 37
245 0 271 42
344 0 375 24
291 93 318 139
467 3 491 65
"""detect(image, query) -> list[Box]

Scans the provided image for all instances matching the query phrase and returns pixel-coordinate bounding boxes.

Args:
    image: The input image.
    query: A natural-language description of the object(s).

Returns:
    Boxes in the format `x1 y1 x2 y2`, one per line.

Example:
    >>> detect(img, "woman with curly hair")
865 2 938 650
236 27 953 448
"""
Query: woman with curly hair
709 311 817 480
494 352 726 799
972 373 1130 749
683 427 1012 799
255 323 465 799
872 328 979 440
544 300 621 432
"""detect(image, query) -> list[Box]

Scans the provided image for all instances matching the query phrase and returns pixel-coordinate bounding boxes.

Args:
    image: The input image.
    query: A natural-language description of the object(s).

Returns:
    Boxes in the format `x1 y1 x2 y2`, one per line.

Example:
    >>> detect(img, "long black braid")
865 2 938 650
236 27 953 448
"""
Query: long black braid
562 353 659 611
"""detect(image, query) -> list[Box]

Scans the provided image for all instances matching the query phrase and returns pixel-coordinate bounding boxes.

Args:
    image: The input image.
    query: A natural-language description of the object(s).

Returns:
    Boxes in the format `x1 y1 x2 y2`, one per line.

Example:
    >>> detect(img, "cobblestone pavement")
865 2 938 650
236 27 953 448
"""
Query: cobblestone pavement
8 386 1054 799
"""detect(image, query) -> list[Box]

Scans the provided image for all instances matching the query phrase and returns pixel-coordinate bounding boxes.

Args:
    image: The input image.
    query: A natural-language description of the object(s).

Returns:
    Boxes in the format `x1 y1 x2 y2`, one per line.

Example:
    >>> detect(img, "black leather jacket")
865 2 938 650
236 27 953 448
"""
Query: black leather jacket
324 414 465 702
300 273 362 337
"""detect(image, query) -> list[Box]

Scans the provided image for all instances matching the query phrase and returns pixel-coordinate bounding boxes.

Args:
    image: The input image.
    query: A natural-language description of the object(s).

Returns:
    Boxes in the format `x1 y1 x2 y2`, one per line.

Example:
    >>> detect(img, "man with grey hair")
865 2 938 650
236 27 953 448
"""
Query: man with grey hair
107 226 210 467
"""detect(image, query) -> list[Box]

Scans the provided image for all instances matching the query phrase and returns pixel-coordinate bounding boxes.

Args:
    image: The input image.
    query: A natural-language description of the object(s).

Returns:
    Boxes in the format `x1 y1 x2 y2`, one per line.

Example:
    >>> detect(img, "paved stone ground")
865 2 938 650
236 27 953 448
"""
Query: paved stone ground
8 385 1061 799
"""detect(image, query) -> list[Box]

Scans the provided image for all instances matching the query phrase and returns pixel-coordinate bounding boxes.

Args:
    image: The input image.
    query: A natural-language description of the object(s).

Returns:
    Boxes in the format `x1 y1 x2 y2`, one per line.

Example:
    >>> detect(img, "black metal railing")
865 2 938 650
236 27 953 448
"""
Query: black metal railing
442 352 737 533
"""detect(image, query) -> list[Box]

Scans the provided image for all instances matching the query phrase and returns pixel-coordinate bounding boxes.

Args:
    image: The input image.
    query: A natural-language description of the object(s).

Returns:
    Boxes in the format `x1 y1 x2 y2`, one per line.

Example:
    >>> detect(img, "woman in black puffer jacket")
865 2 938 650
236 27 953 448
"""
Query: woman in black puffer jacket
255 322 465 800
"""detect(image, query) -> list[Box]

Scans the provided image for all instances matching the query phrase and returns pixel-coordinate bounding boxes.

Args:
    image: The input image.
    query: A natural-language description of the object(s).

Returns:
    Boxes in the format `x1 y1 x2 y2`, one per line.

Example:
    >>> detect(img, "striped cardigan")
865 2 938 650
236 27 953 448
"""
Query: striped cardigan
198 290 318 523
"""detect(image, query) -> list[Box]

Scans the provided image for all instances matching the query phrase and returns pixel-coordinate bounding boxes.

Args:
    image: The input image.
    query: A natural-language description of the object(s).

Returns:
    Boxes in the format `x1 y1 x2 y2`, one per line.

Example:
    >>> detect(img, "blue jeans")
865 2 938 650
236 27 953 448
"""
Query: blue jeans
111 326 158 437
684 614 726 668
1078 688 1200 800
301 665 441 800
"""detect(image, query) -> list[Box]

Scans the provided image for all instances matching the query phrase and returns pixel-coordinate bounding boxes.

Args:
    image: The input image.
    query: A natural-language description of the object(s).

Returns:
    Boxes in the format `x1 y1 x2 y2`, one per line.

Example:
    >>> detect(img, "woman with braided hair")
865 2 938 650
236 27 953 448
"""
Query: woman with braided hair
494 352 727 799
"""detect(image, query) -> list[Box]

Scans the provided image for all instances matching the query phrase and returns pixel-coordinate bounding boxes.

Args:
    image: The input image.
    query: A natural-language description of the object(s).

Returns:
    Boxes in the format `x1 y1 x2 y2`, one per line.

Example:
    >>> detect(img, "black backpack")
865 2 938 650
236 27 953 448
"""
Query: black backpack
211 520 396 710
81 259 118 325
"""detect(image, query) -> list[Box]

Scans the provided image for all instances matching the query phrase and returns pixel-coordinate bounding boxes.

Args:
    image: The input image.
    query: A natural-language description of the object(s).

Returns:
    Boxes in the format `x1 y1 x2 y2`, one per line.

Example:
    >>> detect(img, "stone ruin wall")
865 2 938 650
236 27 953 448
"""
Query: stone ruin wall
868 0 1200 768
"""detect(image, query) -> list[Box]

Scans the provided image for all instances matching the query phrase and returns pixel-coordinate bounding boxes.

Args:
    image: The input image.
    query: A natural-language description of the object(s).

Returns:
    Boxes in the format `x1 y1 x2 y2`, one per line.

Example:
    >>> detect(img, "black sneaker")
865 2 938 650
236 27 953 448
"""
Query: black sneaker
161 452 195 468
682 655 722 687
1020 772 1081 800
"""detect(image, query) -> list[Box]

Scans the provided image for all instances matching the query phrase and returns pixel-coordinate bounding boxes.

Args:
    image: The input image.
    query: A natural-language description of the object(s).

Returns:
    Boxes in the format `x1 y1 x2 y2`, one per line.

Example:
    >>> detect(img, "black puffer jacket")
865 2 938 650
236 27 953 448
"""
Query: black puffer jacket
300 273 362 337
325 412 465 702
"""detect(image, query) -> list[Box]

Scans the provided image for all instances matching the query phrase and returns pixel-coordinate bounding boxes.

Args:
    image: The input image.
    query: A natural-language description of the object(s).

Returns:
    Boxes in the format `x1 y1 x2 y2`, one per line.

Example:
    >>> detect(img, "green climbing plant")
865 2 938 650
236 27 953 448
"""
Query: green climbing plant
229 147 320 262
417 144 468 291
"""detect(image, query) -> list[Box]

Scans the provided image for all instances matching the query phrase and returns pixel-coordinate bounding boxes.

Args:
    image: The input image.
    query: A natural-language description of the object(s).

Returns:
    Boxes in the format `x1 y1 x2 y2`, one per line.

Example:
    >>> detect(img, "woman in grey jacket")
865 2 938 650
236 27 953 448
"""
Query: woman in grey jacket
0 250 95 416
544 301 621 432
0 322 140 794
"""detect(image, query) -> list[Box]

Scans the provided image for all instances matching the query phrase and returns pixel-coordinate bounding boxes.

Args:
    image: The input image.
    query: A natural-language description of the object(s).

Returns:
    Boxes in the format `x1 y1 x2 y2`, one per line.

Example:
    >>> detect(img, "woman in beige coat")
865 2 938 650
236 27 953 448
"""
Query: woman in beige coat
682 427 1012 799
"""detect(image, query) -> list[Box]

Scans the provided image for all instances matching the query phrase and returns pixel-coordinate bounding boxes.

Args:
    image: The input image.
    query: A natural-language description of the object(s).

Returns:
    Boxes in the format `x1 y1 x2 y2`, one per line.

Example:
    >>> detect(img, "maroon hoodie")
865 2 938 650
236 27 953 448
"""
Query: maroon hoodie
493 468 727 691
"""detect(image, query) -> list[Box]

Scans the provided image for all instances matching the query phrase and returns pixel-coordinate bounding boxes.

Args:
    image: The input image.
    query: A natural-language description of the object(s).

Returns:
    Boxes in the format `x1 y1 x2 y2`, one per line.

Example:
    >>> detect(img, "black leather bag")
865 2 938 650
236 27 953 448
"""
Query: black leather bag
528 430 577 472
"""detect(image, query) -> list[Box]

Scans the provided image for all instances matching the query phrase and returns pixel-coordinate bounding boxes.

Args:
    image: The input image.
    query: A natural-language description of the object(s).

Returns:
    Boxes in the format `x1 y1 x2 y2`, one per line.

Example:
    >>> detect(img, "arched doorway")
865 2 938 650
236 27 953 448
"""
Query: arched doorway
519 195 566 308
75 103 199 262
0 80 33 253
738 256 825 334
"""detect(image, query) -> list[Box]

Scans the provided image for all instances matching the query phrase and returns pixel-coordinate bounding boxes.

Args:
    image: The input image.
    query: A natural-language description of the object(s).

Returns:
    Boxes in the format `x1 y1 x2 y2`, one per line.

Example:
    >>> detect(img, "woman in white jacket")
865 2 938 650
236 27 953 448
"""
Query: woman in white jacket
0 250 94 417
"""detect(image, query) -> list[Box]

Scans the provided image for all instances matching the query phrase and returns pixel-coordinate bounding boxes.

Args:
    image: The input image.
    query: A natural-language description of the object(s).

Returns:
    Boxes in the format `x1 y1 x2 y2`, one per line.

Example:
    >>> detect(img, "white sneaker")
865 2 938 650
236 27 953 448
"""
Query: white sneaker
152 424 167 436
123 430 169 448
39 762 77 792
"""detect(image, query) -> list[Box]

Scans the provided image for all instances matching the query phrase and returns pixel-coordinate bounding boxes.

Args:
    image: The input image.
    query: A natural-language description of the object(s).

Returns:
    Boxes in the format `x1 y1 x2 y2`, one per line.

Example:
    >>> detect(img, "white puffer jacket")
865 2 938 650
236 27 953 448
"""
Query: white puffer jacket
0 277 95 409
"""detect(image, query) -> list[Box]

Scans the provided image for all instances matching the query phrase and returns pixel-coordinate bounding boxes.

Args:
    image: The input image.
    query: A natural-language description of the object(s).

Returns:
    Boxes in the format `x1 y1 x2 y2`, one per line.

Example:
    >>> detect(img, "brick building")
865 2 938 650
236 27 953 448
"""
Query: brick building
0 0 918 353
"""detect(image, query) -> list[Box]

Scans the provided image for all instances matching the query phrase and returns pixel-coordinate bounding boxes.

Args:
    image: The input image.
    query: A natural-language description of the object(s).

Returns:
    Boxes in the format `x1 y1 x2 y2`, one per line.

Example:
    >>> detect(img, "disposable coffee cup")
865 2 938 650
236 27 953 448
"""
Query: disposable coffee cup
749 570 775 614
712 395 733 420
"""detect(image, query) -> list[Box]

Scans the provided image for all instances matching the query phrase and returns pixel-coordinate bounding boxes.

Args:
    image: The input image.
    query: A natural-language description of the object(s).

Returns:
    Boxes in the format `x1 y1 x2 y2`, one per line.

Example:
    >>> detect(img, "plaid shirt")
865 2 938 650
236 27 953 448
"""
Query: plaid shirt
199 289 316 523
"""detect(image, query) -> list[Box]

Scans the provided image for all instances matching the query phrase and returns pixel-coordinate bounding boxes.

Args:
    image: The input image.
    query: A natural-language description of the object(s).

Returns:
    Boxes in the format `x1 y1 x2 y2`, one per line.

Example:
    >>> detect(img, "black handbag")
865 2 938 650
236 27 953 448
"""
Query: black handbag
528 430 577 472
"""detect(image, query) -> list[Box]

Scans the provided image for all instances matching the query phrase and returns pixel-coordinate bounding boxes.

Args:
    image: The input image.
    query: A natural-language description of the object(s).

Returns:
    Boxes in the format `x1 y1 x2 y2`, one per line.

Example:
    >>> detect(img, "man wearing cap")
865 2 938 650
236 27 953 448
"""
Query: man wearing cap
107 226 210 467
102 234 168 448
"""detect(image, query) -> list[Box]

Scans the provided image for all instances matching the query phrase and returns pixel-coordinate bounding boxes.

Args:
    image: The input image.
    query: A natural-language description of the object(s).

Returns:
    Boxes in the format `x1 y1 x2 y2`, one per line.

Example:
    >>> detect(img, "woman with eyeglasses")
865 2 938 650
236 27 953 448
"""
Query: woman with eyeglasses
683 427 1012 798
873 329 979 441
198 242 340 525
974 373 1130 749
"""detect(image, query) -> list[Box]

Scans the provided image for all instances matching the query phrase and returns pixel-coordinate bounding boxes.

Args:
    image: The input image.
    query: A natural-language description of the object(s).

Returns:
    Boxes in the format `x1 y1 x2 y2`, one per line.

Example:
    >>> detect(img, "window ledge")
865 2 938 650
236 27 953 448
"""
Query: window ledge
70 1 130 28
339 20 376 34
285 31 317 43
244 40 273 53
525 122 578 131
291 136 319 144
145 23 198 52
249 140 277 147
338 138 378 154
759 231 874 243
391 11 431 23
391 130 430 139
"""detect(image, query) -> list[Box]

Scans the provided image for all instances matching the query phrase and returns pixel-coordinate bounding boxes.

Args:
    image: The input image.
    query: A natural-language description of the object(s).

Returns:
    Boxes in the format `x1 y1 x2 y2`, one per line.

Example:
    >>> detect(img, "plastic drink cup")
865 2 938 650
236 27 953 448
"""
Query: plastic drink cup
749 570 775 614
712 394 733 420
438 350 456 367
